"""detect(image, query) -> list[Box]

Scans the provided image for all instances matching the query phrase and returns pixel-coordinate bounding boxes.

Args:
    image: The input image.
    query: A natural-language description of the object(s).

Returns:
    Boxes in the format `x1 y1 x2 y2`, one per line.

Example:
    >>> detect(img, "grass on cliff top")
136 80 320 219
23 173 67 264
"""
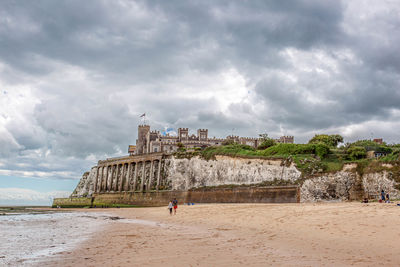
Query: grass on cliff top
201 144 261 160
201 143 329 160
200 143 349 176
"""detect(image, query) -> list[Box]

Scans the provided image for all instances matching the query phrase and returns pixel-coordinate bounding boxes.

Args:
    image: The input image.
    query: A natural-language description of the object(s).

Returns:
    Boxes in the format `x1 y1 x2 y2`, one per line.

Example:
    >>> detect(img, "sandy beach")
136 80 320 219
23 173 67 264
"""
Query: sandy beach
40 202 400 267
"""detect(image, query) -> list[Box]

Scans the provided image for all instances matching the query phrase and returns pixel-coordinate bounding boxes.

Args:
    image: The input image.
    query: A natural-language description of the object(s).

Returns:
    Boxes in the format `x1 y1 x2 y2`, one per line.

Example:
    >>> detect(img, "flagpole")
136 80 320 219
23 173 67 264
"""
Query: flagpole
140 113 146 125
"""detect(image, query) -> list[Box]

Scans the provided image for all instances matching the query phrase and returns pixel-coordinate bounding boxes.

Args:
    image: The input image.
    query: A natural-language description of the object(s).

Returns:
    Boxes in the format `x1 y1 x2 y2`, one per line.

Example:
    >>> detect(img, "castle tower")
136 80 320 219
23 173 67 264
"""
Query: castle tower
178 128 189 142
136 125 150 154
197 129 208 141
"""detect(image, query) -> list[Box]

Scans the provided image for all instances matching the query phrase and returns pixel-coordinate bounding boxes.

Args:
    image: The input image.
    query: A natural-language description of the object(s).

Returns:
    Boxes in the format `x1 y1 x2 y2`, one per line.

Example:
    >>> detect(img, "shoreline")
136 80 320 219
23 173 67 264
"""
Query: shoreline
0 210 114 266
39 202 400 266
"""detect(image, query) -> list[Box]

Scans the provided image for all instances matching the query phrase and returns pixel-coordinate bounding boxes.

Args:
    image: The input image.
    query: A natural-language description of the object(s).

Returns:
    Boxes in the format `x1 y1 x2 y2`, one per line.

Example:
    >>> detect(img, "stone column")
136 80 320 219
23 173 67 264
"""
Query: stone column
94 167 99 192
93 167 98 193
105 166 109 191
147 161 154 191
133 163 138 191
108 165 113 192
156 160 162 191
109 165 114 191
141 161 146 192
119 164 125 192
125 163 131 191
104 166 109 192
115 164 120 192
113 165 120 192
97 167 102 193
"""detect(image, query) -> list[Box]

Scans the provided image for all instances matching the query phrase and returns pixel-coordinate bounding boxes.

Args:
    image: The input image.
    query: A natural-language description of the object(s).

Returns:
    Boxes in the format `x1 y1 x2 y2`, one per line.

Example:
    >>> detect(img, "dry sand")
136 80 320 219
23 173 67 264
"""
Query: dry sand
42 202 400 266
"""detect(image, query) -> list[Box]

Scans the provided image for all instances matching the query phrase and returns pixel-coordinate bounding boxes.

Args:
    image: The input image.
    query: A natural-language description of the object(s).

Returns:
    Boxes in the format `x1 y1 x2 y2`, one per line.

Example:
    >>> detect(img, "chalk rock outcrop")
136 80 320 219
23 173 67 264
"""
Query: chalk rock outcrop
165 155 302 190
363 171 400 199
300 164 359 202
71 167 97 197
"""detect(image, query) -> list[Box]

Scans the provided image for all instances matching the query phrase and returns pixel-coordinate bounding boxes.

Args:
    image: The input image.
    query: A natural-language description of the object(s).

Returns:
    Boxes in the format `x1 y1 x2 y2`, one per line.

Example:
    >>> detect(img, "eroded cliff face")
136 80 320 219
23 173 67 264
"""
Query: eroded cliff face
300 164 358 202
363 171 400 199
165 155 302 190
71 167 97 197
71 156 400 202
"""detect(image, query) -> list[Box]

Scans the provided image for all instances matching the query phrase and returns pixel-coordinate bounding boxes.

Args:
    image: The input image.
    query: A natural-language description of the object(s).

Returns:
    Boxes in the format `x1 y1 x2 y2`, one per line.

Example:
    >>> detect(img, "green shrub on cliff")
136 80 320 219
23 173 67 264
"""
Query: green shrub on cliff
259 143 330 158
380 149 400 162
308 134 343 147
202 143 331 160
201 143 255 160
349 140 392 153
257 138 276 150
257 133 276 149
347 146 367 160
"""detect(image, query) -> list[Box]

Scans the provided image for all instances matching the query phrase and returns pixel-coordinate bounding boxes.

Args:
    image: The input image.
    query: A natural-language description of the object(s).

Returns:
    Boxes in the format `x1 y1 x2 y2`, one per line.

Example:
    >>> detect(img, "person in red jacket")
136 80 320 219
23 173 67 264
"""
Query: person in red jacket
172 198 178 215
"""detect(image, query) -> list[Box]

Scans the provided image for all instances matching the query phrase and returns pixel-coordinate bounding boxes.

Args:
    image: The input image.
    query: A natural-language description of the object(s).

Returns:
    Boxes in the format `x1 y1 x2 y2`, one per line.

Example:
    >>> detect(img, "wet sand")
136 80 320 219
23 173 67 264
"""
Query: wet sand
42 202 400 266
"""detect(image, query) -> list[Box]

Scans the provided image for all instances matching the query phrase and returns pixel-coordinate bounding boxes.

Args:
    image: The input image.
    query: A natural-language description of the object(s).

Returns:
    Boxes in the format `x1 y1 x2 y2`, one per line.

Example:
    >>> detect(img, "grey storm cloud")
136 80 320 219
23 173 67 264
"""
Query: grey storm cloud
0 0 400 180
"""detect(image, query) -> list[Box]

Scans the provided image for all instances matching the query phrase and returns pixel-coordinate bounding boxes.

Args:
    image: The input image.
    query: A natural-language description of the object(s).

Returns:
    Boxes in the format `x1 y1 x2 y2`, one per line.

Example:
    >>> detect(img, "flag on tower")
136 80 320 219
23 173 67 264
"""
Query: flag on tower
140 113 146 118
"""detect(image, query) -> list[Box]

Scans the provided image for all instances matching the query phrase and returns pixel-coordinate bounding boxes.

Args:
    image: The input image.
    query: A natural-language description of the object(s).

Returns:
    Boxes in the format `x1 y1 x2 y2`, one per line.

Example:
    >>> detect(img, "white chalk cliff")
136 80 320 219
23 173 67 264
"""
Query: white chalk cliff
71 155 400 202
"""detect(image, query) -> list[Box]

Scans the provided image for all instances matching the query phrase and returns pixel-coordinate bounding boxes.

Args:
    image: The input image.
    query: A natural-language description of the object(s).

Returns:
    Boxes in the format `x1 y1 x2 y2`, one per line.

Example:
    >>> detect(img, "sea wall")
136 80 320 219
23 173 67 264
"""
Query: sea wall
54 186 299 207
52 197 92 208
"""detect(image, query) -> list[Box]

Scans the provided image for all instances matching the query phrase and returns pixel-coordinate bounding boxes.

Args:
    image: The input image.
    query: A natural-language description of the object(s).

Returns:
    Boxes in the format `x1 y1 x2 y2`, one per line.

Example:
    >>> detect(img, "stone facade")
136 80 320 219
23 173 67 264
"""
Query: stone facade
132 125 294 155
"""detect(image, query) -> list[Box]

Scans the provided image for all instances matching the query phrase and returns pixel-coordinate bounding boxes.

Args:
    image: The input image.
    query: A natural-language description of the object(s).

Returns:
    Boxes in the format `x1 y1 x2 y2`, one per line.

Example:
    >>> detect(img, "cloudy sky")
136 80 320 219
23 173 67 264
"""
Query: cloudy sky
1 0 400 205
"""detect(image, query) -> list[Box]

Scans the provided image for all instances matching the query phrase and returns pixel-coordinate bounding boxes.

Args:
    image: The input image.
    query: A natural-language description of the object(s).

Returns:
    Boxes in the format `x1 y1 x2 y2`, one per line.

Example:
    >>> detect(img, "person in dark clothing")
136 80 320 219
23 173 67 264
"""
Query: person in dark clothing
386 193 390 203
381 190 386 202
172 198 178 215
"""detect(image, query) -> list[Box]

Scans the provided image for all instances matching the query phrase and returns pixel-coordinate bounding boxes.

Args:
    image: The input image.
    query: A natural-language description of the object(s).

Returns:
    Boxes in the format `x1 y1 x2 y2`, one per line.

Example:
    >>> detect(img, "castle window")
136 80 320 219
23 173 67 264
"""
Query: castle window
154 147 158 152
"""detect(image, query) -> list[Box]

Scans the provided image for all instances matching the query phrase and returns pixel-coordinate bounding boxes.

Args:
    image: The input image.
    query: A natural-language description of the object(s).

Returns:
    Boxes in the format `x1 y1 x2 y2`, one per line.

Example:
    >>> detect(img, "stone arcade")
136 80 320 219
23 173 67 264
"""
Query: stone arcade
93 152 166 194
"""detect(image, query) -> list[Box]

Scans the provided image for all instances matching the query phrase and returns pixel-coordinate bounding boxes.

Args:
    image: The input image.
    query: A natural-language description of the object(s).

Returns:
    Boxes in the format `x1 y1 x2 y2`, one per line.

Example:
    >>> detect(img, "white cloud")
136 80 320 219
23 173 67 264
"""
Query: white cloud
0 188 70 202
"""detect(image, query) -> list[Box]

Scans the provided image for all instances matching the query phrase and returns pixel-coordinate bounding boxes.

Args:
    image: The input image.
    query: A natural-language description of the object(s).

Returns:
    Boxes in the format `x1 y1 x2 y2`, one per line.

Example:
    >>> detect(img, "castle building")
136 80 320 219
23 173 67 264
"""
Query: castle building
130 125 294 155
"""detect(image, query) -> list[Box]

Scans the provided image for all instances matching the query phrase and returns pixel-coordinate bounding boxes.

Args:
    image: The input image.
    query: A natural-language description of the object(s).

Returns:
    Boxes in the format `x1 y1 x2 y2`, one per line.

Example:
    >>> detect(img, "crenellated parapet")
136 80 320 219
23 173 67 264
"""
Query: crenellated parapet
131 125 294 154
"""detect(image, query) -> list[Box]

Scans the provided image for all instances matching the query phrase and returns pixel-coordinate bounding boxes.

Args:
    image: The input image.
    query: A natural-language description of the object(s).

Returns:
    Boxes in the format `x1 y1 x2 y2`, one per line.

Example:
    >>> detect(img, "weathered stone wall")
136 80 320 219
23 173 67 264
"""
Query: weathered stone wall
92 191 187 207
187 186 299 204
54 186 299 207
52 197 92 208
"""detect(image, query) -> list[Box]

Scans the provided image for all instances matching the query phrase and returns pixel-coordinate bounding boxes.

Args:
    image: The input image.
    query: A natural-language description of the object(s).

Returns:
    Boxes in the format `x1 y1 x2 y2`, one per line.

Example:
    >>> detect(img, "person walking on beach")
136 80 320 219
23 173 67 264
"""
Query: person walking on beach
381 189 386 202
168 200 173 215
172 198 178 215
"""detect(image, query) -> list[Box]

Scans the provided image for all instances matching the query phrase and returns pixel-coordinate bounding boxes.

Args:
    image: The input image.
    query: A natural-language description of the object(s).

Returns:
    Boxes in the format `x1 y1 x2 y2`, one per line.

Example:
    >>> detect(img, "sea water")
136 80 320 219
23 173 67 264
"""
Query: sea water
0 210 109 266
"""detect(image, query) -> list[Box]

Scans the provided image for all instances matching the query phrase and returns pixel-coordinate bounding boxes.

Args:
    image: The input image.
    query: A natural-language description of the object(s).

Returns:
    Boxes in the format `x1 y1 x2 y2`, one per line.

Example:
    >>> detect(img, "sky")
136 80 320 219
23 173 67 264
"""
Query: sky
1 0 400 205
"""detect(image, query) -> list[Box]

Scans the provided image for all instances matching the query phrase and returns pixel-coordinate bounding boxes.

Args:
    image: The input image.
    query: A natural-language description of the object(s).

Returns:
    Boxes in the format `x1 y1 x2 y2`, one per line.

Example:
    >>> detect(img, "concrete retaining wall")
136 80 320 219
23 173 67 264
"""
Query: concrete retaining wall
187 186 299 204
52 197 93 208
54 186 299 207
